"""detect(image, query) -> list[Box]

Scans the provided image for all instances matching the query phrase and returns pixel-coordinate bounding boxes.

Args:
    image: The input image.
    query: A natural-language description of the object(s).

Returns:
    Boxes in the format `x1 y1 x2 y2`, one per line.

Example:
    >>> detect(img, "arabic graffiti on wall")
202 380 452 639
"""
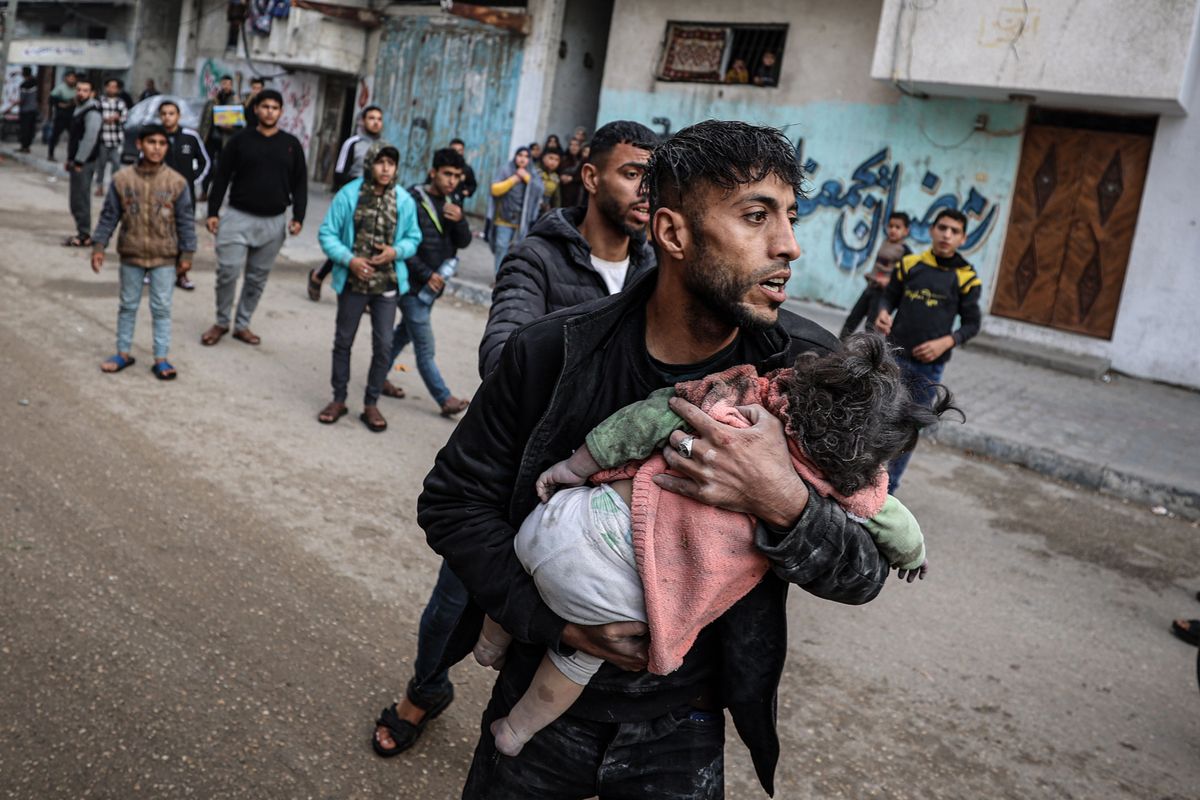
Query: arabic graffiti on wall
795 139 999 273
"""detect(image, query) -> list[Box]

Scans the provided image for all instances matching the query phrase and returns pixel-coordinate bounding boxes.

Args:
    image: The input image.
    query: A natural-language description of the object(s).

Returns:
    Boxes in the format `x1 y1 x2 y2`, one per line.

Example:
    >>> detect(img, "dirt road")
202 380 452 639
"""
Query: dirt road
1 160 1197 798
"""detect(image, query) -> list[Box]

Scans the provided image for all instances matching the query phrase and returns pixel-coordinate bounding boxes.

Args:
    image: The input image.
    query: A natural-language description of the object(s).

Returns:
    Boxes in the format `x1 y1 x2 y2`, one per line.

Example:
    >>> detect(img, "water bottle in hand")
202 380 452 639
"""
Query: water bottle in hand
418 257 458 305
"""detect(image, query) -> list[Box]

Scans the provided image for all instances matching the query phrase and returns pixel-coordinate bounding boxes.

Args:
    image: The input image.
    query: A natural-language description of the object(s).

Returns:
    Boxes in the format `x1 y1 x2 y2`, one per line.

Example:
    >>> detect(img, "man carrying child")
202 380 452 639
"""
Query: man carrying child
90 124 196 380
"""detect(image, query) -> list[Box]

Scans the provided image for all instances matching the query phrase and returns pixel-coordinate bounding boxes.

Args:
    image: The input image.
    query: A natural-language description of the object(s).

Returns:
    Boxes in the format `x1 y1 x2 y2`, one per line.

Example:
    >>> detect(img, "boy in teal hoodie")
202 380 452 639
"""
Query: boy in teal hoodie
317 142 421 432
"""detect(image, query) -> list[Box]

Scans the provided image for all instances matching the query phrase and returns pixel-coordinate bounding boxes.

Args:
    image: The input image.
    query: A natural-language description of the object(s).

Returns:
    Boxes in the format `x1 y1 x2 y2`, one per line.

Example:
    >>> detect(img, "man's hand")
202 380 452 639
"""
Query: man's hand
656 398 809 529
206 216 220 235
443 203 463 222
288 220 302 236
177 260 192 276
911 335 954 364
874 308 893 335
368 244 396 265
349 256 374 281
90 251 104 273
561 621 648 672
426 273 446 293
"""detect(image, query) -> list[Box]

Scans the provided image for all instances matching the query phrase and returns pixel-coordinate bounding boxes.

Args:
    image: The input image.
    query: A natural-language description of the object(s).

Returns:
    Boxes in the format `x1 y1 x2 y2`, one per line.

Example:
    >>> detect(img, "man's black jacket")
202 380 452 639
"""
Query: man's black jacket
418 270 889 796
478 205 654 378
405 185 471 296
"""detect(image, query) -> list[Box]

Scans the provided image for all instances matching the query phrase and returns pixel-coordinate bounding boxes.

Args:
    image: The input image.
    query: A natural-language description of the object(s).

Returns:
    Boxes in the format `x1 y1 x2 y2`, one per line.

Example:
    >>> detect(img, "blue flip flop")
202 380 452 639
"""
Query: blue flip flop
102 354 136 373
151 360 177 381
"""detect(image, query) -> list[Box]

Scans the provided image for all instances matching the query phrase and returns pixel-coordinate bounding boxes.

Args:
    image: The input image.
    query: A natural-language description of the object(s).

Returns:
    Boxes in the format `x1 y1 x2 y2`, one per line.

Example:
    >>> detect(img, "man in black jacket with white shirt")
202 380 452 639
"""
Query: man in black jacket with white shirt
479 119 659 377
414 121 889 798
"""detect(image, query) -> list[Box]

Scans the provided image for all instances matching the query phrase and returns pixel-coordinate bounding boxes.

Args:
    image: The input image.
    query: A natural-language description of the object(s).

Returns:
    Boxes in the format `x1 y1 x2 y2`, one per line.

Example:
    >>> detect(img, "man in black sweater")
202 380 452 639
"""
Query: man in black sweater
383 148 473 416
404 121 889 798
875 208 981 491
201 90 307 347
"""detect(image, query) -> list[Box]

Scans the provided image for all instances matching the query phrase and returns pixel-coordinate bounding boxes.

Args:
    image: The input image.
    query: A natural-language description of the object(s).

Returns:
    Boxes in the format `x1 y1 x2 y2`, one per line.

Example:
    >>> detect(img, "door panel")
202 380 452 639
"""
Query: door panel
993 123 1152 340
1049 133 1151 337
375 16 524 217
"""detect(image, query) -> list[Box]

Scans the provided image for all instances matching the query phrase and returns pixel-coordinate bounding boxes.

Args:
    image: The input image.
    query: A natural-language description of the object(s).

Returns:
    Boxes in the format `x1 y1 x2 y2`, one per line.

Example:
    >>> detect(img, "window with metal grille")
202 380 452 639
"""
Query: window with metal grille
656 22 787 87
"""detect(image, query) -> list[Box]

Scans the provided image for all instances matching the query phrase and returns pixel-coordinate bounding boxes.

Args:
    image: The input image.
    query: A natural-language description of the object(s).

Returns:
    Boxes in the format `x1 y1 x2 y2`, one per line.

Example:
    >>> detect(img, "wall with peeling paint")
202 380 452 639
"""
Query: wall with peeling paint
596 0 1025 312
373 14 524 217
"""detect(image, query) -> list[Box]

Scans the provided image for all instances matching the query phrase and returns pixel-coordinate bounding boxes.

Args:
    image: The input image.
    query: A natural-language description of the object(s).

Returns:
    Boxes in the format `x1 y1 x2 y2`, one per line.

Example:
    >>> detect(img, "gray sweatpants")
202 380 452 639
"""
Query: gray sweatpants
69 161 97 238
214 207 287 331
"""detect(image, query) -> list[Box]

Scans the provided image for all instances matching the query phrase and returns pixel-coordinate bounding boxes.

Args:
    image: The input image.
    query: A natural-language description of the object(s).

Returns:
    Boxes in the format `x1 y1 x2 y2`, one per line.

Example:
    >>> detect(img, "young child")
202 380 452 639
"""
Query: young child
474 333 956 756
841 211 911 339
91 124 196 379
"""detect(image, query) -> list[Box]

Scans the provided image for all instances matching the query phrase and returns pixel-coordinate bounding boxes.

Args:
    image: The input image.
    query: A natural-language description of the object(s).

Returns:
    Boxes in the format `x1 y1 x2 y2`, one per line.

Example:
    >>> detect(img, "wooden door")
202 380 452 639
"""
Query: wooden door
992 124 1152 339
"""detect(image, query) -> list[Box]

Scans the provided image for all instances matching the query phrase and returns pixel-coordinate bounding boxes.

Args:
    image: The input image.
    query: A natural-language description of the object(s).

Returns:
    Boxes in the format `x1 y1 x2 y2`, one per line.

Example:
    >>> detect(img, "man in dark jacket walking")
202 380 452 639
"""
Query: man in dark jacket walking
383 147 473 416
369 119 658 762
479 119 659 377
17 67 39 153
159 100 210 290
414 120 889 798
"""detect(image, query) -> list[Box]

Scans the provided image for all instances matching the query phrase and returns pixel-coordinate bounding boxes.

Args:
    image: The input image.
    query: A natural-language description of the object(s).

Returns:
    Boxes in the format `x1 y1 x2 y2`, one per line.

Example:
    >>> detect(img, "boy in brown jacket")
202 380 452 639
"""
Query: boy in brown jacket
91 124 197 379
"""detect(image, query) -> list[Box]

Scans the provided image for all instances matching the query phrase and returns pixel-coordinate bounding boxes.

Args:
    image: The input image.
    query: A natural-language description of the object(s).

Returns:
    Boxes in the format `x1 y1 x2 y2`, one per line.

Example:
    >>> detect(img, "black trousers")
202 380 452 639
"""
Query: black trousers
48 110 72 160
461 671 726 799
840 282 885 338
18 111 37 149
330 290 397 405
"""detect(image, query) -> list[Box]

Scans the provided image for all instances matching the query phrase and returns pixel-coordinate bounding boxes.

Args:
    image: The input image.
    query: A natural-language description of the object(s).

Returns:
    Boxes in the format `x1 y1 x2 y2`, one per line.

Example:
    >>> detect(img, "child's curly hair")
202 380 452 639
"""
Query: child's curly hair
776 333 962 495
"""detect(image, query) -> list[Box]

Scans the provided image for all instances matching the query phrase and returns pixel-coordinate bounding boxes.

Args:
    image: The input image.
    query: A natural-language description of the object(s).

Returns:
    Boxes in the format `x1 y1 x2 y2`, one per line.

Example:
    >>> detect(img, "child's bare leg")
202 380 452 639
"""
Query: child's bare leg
473 615 512 668
491 652 588 757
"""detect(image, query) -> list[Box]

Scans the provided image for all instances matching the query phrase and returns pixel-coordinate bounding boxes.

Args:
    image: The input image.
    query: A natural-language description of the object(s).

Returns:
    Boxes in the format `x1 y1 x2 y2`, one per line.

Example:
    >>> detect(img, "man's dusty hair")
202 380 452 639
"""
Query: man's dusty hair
777 333 961 495
644 119 804 218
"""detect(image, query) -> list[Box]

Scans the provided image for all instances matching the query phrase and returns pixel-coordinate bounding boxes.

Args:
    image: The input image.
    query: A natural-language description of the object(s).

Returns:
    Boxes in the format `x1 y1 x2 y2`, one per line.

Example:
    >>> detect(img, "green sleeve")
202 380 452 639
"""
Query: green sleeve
863 495 926 570
584 387 686 468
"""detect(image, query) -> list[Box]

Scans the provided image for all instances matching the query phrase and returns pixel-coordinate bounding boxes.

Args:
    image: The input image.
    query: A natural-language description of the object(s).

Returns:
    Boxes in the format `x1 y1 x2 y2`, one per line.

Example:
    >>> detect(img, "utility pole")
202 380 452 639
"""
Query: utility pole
0 0 19 88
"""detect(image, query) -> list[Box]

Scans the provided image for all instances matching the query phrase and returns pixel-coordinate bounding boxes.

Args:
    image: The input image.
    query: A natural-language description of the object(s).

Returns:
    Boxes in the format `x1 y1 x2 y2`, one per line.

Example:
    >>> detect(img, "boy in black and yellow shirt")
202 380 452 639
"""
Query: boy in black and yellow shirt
875 208 981 491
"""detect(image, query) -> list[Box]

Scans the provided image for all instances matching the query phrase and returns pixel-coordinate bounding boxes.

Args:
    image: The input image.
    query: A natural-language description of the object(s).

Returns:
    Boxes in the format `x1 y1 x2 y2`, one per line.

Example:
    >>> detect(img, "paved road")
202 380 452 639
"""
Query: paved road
1 160 1198 799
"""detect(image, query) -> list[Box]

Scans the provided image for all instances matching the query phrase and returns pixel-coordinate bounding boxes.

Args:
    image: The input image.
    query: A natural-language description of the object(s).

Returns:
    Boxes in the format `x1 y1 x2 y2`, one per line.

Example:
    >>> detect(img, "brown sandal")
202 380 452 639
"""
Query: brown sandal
318 401 348 424
201 324 229 346
232 328 261 346
381 380 406 399
360 405 387 432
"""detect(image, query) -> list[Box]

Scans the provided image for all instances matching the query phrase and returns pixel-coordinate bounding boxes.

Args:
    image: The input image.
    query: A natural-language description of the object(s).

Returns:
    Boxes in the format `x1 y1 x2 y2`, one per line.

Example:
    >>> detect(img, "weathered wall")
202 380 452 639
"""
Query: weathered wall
129 0 182 96
193 56 320 154
872 0 1200 115
598 0 1024 311
542 0 613 142
1106 63 1200 388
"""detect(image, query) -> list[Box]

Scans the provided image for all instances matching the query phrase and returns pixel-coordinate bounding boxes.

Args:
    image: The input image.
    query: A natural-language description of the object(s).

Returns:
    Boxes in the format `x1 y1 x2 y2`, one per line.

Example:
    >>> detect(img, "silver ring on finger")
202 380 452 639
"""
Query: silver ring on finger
676 435 695 459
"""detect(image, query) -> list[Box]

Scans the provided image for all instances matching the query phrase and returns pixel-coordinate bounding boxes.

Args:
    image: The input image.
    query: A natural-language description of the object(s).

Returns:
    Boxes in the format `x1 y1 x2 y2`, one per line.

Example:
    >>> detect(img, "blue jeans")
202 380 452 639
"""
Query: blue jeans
117 264 175 359
391 294 451 407
490 223 516 274
411 561 469 700
886 356 945 493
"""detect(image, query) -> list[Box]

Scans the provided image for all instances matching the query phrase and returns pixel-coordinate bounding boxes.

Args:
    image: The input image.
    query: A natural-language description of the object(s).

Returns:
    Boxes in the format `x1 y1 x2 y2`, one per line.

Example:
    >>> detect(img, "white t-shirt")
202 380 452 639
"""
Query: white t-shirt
590 255 630 295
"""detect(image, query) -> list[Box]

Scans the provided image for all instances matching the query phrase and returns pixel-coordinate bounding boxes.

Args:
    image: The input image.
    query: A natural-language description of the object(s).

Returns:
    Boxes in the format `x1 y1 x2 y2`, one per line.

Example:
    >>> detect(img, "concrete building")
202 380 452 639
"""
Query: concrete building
172 0 380 184
595 0 1200 390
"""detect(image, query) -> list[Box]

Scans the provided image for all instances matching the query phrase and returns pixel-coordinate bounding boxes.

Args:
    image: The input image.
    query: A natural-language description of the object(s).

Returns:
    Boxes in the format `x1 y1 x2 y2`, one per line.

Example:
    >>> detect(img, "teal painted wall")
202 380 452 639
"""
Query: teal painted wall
597 90 1026 309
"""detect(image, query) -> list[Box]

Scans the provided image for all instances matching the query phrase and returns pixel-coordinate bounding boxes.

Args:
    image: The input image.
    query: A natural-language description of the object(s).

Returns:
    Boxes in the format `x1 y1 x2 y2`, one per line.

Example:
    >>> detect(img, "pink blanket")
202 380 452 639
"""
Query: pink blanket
592 364 888 675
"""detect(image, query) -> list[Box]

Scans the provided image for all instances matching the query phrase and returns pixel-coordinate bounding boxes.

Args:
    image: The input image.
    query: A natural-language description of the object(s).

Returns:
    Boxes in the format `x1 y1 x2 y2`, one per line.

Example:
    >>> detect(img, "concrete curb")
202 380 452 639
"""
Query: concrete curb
444 277 492 308
927 423 1200 521
0 145 62 177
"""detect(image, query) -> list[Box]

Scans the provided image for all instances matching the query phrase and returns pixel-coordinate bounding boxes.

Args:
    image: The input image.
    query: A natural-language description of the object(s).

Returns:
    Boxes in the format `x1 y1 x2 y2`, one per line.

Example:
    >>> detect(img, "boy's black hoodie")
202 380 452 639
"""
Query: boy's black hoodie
881 249 982 365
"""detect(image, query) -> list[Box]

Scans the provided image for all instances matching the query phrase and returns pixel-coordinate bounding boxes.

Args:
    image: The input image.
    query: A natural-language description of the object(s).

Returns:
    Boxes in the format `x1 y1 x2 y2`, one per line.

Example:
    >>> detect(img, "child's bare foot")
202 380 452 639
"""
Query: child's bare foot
490 716 526 757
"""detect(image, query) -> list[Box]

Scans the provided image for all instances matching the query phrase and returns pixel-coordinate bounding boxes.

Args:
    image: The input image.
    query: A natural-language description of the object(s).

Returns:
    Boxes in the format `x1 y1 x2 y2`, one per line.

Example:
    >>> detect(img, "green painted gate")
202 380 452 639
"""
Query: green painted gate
374 15 525 217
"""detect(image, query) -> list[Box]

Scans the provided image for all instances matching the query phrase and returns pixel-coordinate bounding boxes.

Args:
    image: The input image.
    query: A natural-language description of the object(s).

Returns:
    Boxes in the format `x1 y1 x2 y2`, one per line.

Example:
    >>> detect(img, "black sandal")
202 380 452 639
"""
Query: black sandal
371 679 454 758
